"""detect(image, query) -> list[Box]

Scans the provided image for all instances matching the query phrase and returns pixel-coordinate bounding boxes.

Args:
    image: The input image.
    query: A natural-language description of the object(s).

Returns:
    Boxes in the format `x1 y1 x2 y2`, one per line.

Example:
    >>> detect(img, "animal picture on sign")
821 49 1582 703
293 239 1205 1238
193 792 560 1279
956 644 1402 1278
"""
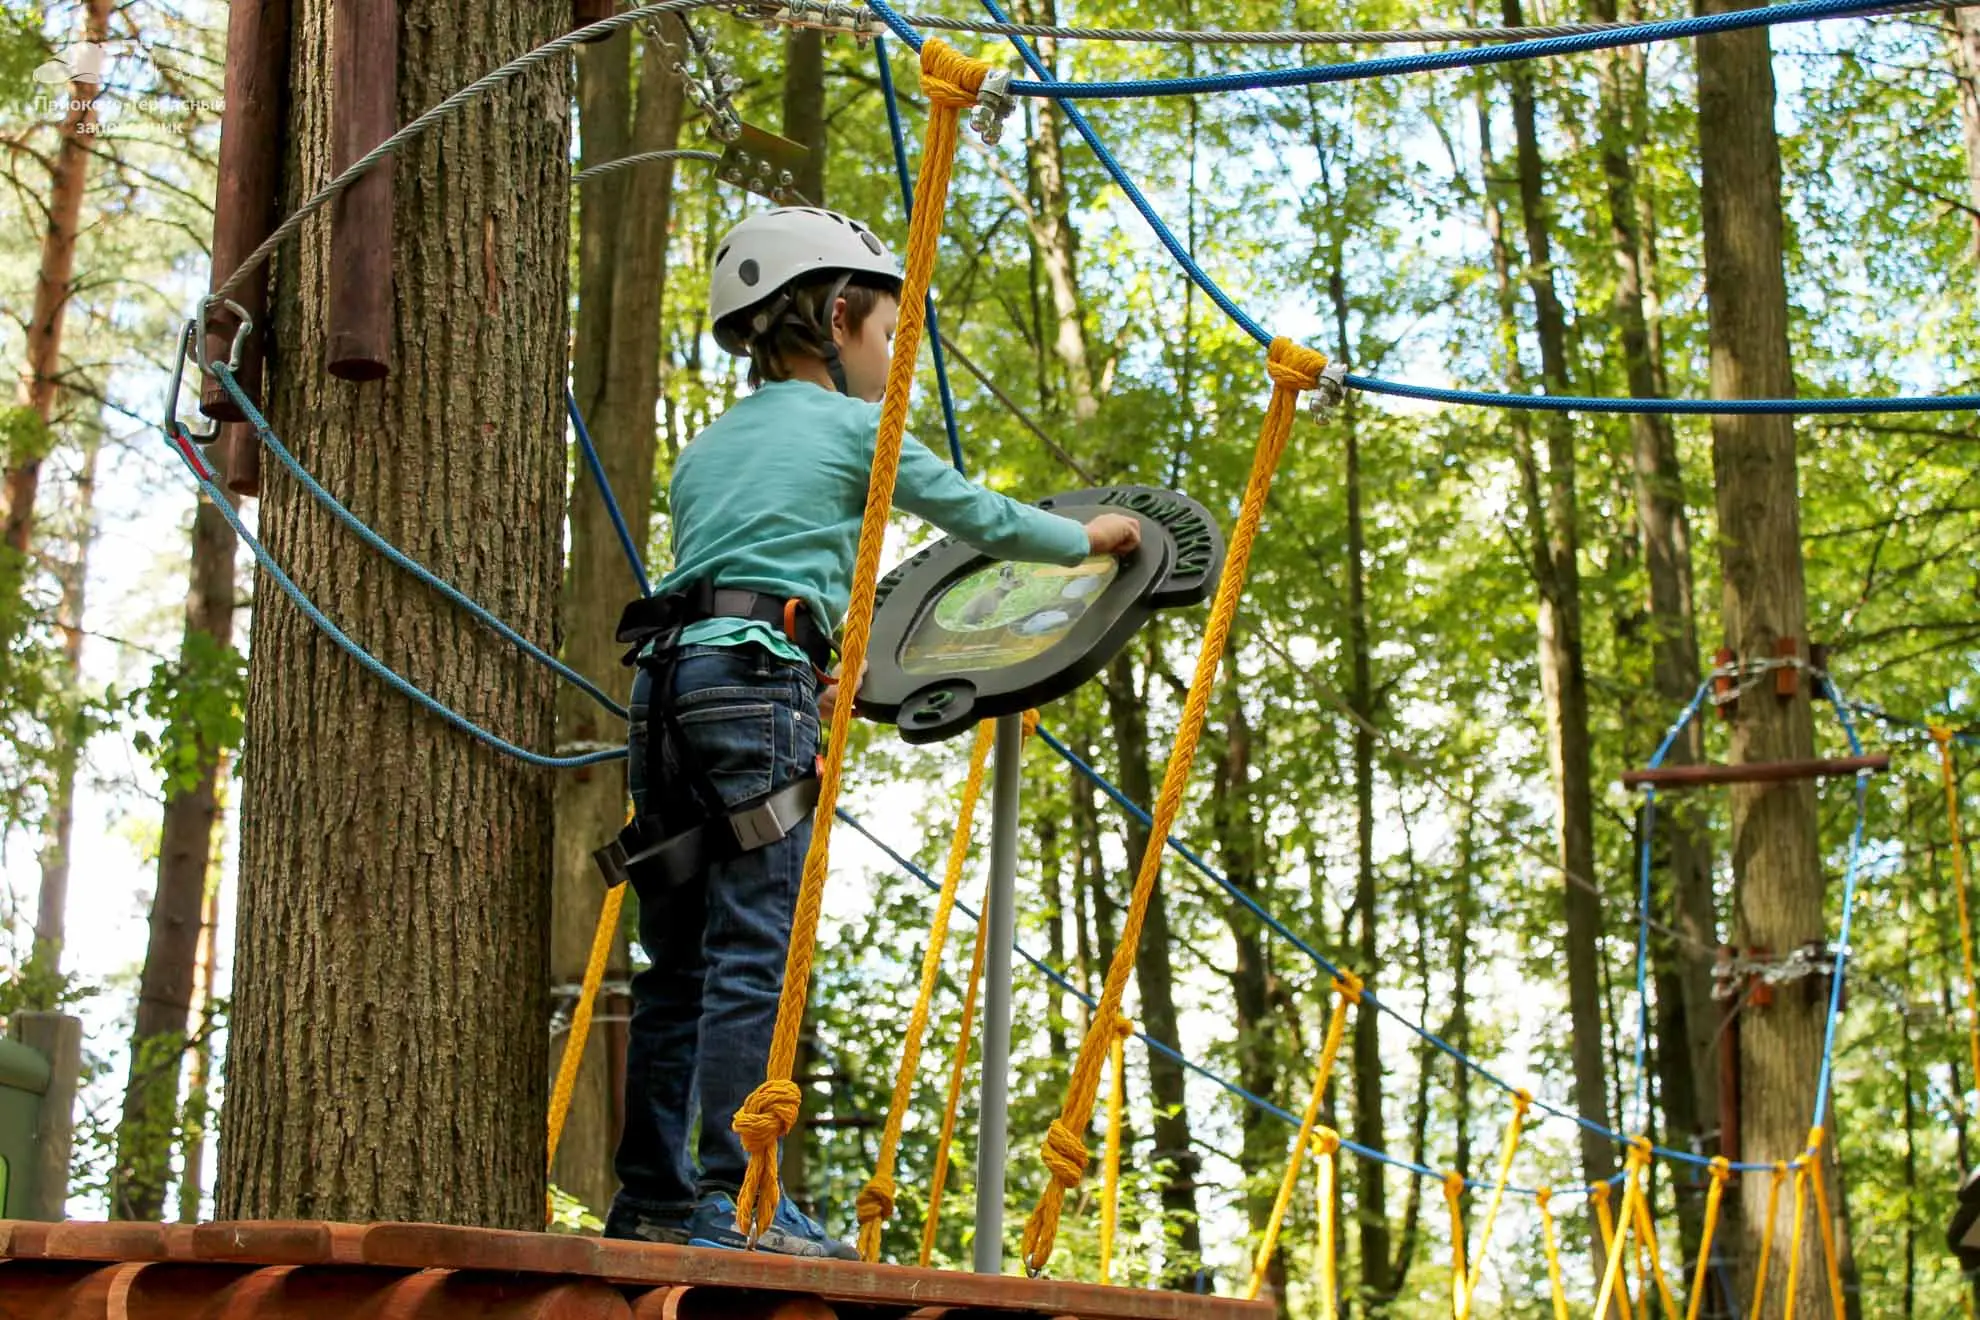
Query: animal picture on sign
904 557 1120 675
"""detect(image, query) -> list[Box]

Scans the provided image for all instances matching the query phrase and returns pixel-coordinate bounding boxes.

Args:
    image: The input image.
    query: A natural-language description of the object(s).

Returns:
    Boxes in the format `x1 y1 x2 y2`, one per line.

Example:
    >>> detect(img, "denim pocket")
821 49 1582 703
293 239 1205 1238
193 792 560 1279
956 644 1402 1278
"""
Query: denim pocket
672 701 776 806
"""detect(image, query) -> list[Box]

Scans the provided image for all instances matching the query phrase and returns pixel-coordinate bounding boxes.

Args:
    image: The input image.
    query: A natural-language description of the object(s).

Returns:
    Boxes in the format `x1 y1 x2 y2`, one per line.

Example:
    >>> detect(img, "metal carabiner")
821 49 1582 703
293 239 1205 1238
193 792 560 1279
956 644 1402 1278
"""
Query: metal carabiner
164 319 219 443
194 294 255 375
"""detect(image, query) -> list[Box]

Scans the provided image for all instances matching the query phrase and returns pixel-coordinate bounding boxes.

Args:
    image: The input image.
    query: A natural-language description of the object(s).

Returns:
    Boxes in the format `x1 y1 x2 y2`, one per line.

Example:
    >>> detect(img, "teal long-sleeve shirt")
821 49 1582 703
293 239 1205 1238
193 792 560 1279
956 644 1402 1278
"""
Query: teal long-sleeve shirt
658 379 1093 665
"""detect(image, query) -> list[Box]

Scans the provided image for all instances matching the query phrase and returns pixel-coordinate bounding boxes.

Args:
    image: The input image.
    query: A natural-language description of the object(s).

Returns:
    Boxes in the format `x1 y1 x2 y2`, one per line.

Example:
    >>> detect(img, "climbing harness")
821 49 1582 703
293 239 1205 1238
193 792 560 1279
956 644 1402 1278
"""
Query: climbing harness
592 581 834 891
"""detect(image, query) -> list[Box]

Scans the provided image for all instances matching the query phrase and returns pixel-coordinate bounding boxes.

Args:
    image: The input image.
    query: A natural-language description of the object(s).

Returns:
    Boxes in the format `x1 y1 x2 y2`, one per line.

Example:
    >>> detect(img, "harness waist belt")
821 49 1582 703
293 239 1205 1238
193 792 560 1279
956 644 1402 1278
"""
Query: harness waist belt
616 583 833 672
592 773 820 890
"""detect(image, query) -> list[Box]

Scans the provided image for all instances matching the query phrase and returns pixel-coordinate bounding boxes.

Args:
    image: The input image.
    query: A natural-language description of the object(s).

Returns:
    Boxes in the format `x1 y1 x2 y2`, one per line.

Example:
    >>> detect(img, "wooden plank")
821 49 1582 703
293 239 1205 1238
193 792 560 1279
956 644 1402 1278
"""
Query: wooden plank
223 421 260 500
1621 754 1889 789
356 1223 601 1275
102 1261 259 1320
0 1220 194 1262
0 1259 143 1320
201 0 289 422
325 0 396 381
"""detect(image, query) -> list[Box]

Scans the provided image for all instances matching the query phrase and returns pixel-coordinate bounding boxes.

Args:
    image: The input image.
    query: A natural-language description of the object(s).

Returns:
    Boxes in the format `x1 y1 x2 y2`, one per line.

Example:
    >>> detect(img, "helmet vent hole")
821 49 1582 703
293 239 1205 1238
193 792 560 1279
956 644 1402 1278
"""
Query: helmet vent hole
860 232 885 255
738 258 760 287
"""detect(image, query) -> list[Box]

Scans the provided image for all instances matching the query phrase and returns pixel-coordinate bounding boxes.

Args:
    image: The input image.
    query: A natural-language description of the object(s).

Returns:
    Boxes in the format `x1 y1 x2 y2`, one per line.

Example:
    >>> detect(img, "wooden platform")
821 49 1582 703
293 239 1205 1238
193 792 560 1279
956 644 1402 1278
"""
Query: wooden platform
0 1220 1277 1320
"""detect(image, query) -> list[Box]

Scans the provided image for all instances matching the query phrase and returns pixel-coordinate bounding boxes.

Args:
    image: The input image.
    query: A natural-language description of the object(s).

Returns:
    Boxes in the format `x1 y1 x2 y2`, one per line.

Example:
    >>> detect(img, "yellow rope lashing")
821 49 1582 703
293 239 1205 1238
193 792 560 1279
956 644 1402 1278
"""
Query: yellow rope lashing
1934 725 1980 1109
857 720 997 1261
1020 336 1329 1275
545 812 632 1223
1684 1158 1732 1320
1748 1162 1789 1320
1592 1182 1638 1320
1444 1171 1468 1320
919 868 992 1268
1805 1128 1847 1320
1595 1140 1655 1320
1098 1012 1135 1286
1243 970 1362 1299
1314 1127 1341 1319
731 37 993 1242
1535 1187 1571 1320
1628 1166 1682 1320
1457 1089 1531 1320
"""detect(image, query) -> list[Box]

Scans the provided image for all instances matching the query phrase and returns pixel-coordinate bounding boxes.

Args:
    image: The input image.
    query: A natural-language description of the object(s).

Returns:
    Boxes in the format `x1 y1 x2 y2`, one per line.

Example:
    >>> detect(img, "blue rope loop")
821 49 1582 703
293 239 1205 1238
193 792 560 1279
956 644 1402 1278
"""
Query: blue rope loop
567 387 654 597
210 365 630 722
163 420 625 770
872 0 1980 416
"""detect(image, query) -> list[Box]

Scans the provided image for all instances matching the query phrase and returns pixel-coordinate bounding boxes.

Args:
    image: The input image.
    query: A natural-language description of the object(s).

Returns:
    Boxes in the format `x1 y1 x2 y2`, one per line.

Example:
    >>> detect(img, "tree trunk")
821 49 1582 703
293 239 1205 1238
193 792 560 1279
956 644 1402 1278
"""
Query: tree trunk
218 0 569 1227
551 18 684 1222
1105 652 1203 1286
115 493 238 1222
178 868 223 1224
27 435 99 993
1695 3 1855 1305
1949 7 1980 264
5 0 112 562
1017 0 1097 424
782 27 826 206
1487 29 1621 1279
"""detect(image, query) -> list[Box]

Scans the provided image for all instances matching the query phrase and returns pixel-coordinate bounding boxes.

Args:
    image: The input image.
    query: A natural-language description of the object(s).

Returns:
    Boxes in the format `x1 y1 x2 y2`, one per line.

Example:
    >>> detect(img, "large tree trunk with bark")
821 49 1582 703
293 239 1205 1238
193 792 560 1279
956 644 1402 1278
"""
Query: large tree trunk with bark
1695 5 1856 1309
1949 8 1980 263
550 20 684 1221
1104 652 1203 1286
782 27 826 206
115 494 239 1221
5 0 111 565
1016 0 1097 424
218 0 569 1227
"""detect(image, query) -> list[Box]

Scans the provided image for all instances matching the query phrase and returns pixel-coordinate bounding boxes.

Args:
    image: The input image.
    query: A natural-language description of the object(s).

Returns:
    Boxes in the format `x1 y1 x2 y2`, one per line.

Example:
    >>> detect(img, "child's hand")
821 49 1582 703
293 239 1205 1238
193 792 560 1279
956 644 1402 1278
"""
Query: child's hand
817 658 864 725
1085 513 1142 557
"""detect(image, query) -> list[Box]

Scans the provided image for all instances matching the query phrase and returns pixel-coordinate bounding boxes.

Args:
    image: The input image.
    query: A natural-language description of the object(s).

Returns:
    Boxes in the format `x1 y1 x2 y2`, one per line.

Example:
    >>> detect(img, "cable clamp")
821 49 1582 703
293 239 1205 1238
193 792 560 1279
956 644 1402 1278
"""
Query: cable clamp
971 67 1015 146
1308 361 1349 418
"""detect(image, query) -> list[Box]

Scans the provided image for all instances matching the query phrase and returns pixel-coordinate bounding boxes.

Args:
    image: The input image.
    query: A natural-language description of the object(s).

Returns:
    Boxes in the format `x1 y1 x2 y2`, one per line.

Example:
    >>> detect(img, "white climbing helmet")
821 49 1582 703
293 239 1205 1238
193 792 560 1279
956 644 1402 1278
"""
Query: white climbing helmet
709 207 903 355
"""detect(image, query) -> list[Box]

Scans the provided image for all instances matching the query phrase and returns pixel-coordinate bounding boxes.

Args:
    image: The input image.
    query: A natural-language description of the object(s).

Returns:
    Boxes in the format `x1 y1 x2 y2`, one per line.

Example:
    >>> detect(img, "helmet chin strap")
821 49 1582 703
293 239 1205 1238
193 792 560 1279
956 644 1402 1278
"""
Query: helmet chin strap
815 273 856 396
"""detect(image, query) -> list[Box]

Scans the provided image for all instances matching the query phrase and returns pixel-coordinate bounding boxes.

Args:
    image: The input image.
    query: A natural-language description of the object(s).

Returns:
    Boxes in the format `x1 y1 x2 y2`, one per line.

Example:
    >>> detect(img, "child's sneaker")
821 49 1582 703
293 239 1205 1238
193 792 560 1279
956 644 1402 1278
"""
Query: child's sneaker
684 1190 860 1260
603 1205 692 1245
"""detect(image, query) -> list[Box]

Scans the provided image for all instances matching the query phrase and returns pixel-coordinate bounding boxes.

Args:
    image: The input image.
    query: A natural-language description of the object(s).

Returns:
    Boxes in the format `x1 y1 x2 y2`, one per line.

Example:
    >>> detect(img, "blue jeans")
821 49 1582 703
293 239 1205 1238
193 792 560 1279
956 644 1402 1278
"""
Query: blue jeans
609 643 819 1225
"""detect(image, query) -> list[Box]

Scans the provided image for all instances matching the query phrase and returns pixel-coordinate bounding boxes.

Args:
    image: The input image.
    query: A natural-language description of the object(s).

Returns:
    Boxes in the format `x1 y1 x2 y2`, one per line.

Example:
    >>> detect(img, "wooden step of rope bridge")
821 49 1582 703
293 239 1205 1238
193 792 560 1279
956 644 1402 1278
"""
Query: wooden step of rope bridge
1620 753 1889 790
0 1220 1277 1320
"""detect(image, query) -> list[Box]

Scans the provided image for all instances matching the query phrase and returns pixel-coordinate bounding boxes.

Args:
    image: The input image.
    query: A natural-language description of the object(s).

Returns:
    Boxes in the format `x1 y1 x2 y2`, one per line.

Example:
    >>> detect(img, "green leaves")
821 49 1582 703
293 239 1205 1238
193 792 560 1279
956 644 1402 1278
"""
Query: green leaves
129 631 245 799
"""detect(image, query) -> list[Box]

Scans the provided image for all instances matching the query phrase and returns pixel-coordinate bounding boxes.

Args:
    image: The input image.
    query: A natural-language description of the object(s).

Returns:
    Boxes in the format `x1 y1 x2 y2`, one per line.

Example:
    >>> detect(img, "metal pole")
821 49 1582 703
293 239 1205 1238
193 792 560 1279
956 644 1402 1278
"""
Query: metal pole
972 713 1025 1274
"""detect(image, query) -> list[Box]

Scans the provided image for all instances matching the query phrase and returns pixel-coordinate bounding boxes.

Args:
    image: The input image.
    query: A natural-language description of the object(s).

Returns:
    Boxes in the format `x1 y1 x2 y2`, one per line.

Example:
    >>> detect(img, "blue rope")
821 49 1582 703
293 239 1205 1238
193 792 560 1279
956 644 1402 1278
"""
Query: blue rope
164 424 624 770
566 387 653 596
914 0 1980 417
833 803 1588 1198
212 366 630 721
877 0 1898 99
1812 685 1871 1132
1845 698 1980 747
874 37 967 472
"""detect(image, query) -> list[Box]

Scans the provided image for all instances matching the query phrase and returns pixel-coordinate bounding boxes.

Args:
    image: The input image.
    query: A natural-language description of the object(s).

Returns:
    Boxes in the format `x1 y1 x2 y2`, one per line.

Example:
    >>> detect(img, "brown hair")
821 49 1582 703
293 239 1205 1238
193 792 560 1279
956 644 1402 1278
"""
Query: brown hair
742 275 895 388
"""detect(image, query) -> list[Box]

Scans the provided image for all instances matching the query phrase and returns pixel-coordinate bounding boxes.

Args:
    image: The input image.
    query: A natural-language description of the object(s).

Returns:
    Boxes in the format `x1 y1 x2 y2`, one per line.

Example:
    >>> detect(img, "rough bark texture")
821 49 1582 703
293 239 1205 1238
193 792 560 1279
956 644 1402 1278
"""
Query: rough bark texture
781 27 826 207
116 494 239 1221
1104 653 1203 1285
5 0 111 562
29 437 98 990
178 872 224 1224
1018 0 1098 425
1694 4 1855 1308
551 21 684 1220
1951 8 1980 263
218 0 569 1227
1496 9 1623 1251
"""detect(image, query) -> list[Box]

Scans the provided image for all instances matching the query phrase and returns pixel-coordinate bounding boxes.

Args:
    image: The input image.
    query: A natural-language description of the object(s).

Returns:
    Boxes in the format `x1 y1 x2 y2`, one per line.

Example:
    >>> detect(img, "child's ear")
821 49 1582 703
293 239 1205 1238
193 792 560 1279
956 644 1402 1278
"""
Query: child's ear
831 296 849 337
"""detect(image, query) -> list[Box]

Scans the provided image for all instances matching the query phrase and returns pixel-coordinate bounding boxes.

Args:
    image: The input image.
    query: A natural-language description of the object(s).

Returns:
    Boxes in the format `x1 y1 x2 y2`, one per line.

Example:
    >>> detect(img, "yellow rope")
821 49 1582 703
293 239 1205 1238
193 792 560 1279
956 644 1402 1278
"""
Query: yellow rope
919 867 991 1268
1684 1158 1732 1320
1442 1171 1469 1319
1629 1166 1683 1320
1592 1182 1638 1320
1595 1140 1655 1320
1535 1187 1571 1320
1748 1162 1789 1320
1098 1012 1135 1285
857 721 997 1261
544 822 630 1223
1018 337 1328 1275
1021 340 1330 1282
1457 1089 1531 1319
1805 1128 1847 1320
731 37 992 1241
1242 971 1362 1299
1314 1127 1341 1319
1934 725 1980 1112
1783 1157 1811 1320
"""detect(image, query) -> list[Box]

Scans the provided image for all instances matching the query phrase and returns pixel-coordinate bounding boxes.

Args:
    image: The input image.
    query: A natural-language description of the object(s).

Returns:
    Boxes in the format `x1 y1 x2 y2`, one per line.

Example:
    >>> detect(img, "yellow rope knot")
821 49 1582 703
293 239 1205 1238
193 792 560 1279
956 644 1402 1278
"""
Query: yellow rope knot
1331 969 1364 1003
918 38 990 111
733 1079 802 1153
1442 1170 1466 1205
1512 1088 1534 1119
1109 1014 1135 1040
1042 1118 1092 1186
1265 337 1330 393
1022 708 1041 738
1312 1125 1341 1157
1805 1124 1827 1152
1626 1134 1654 1166
1589 1181 1612 1206
855 1175 896 1228
1534 1185 1552 1211
1708 1155 1731 1182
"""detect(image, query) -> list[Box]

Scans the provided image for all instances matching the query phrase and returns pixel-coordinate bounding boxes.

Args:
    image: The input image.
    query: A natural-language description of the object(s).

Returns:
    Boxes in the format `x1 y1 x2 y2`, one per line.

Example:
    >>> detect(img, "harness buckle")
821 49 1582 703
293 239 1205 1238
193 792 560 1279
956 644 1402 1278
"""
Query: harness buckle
729 787 811 852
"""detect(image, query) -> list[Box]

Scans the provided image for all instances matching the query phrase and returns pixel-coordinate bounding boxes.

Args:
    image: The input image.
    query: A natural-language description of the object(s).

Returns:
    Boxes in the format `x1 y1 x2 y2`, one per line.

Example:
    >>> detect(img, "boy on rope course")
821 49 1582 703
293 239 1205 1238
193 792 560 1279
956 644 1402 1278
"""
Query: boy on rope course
596 205 1142 1257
